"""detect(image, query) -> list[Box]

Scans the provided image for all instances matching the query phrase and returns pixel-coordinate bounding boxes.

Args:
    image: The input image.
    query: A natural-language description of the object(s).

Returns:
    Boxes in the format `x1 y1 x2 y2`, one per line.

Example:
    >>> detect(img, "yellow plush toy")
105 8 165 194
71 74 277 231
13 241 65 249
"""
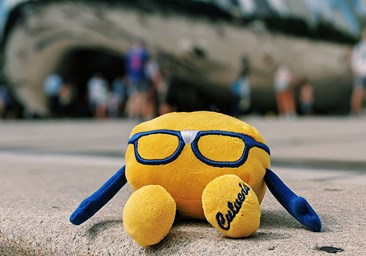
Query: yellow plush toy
70 111 321 247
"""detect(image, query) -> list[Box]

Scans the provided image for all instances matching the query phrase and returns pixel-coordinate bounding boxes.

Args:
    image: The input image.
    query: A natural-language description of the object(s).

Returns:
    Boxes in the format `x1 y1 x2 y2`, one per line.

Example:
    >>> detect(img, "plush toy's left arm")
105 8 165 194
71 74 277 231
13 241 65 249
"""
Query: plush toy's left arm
264 169 322 232
70 165 127 225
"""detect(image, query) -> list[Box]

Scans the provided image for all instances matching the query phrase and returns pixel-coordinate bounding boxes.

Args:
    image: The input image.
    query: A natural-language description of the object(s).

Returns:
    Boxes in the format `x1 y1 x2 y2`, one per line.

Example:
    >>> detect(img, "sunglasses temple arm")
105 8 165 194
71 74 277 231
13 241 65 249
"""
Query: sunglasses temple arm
264 169 322 232
70 165 127 225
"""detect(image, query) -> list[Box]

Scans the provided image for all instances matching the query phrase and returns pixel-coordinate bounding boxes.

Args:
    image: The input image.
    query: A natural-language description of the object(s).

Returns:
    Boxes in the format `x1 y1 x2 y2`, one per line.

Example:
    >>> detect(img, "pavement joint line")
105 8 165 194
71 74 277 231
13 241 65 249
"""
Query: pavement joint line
1 149 365 172
268 132 366 147
272 158 366 172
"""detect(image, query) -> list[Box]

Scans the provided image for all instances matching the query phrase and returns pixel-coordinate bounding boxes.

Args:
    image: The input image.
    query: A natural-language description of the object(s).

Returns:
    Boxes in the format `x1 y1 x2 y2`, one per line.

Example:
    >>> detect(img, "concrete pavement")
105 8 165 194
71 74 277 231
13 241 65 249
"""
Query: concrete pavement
0 116 365 255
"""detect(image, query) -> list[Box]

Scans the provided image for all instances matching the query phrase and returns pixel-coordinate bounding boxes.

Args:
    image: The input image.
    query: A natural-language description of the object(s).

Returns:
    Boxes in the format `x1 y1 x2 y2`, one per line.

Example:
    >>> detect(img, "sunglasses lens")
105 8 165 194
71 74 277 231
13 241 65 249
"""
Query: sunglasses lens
137 133 180 160
197 135 245 163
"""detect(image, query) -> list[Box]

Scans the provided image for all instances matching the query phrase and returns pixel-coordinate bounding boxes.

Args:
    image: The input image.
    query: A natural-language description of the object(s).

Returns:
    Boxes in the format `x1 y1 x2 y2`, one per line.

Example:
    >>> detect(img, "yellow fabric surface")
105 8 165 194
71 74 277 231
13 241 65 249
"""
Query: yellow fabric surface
138 133 179 160
122 185 176 247
197 135 245 162
202 175 260 238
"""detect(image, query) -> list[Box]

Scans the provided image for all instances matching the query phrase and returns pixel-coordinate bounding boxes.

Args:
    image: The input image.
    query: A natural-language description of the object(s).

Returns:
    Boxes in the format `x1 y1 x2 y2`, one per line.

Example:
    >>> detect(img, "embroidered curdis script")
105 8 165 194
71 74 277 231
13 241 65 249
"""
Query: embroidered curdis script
215 183 250 230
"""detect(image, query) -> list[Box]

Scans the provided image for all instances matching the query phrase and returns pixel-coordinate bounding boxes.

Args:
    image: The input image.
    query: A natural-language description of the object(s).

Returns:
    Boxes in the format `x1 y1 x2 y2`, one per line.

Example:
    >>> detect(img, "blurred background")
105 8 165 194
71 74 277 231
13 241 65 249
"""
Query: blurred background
1 0 366 120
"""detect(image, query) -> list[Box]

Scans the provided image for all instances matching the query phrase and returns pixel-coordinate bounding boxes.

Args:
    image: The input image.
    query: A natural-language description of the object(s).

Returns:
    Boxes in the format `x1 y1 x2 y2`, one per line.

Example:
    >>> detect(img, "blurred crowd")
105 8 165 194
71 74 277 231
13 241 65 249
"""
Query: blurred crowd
230 55 315 119
1 34 366 120
42 40 178 120
40 40 319 121
230 28 366 118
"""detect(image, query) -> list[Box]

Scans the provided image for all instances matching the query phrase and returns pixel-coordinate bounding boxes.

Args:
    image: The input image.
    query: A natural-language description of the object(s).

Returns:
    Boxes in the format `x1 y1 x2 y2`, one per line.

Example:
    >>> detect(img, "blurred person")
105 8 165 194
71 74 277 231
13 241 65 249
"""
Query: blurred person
145 56 163 118
43 72 62 117
156 53 178 115
0 84 23 119
58 81 74 117
350 28 366 115
298 78 314 116
230 56 251 117
124 40 150 120
0 84 9 119
109 76 127 117
108 93 119 118
87 73 109 118
274 64 296 118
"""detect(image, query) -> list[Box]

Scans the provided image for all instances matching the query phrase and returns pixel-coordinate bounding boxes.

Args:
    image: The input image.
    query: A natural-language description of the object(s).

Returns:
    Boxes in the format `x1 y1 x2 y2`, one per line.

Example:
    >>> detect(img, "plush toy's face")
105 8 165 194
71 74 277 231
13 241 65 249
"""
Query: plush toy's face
126 111 271 218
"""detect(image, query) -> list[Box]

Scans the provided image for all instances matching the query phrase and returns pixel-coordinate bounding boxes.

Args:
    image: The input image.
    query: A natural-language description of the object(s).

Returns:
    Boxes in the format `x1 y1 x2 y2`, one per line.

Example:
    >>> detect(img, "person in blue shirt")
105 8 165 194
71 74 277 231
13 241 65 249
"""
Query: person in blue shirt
124 40 151 119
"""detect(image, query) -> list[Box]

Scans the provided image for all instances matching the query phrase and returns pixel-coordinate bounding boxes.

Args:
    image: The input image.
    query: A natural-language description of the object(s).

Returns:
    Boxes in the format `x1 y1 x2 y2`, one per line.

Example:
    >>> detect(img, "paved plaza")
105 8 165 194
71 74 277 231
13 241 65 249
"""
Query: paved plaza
1 115 365 255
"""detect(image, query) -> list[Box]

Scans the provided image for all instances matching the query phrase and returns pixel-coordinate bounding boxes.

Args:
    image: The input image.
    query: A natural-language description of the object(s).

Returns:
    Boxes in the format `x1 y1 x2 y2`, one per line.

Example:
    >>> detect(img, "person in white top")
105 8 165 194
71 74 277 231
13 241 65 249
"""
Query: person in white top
274 64 295 118
87 73 109 118
350 29 366 115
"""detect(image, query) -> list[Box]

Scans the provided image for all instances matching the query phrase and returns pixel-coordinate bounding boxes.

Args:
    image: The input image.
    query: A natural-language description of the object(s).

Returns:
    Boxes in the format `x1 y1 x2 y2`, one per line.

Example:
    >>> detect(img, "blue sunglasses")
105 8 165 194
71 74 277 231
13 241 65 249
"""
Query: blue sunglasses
128 129 270 168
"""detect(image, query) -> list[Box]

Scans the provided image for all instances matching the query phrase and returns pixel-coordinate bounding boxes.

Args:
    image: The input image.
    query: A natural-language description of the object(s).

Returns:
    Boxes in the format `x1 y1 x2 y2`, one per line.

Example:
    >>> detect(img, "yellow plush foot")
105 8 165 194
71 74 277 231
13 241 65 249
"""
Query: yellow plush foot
202 174 260 238
123 185 176 246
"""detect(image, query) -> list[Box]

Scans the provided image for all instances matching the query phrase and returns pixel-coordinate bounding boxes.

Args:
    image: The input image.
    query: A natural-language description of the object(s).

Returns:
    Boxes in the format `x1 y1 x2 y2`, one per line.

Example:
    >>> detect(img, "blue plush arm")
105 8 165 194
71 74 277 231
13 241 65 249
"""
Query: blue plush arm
264 169 322 232
70 165 127 225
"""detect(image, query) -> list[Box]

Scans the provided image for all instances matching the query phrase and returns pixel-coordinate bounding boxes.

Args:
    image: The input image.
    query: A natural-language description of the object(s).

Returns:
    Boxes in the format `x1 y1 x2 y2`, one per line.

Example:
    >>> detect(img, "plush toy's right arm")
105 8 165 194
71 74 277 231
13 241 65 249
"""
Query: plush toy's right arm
70 165 127 225
264 169 322 232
